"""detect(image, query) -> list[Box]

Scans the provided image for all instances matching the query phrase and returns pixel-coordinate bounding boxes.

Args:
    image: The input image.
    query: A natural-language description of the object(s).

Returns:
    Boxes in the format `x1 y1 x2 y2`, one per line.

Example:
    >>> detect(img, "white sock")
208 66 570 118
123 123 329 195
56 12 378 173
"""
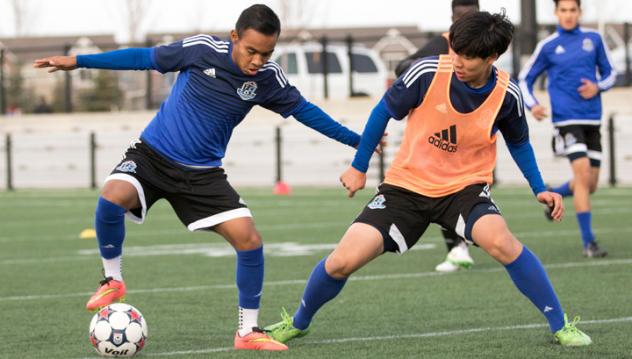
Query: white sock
237 307 259 337
102 255 123 281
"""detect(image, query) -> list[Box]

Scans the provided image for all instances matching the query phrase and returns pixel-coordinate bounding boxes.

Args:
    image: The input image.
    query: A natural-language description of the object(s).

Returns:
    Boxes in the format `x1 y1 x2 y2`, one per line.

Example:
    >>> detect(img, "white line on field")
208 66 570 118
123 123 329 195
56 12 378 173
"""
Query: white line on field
3 224 632 263
75 316 632 358
3 258 632 302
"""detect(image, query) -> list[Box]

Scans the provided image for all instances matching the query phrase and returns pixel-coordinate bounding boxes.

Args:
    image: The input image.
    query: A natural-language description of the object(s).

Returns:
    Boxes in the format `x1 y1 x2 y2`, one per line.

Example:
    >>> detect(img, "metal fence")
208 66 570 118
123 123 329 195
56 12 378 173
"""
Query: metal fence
1 23 630 114
2 112 629 191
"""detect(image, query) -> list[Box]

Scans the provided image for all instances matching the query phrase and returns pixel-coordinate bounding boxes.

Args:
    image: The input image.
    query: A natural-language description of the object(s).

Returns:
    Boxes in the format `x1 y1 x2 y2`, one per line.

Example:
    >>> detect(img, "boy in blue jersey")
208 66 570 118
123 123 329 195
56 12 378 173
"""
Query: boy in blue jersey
519 0 614 258
34 4 363 351
265 11 591 348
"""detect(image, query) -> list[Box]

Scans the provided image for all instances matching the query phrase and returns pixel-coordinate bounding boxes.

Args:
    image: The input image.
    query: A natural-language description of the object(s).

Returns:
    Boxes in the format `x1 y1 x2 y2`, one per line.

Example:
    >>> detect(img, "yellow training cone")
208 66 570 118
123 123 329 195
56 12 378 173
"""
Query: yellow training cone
79 228 97 239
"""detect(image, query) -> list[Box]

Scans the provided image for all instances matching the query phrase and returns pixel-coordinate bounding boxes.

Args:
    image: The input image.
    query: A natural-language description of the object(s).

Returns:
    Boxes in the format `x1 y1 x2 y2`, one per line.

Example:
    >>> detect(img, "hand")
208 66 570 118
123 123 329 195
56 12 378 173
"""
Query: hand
530 104 548 121
536 191 564 222
339 166 367 198
577 78 599 99
33 56 78 73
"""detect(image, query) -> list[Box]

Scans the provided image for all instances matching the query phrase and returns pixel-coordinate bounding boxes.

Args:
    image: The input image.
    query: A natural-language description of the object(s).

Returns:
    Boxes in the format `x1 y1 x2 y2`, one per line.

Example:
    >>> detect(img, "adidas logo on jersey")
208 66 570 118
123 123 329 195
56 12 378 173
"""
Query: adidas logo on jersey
203 68 216 78
555 45 566 55
428 125 458 152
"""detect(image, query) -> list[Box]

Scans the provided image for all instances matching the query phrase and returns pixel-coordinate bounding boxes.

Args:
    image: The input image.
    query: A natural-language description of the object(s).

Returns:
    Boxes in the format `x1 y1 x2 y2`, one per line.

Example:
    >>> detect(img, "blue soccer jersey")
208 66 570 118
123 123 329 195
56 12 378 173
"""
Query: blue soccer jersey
519 26 616 126
140 34 305 166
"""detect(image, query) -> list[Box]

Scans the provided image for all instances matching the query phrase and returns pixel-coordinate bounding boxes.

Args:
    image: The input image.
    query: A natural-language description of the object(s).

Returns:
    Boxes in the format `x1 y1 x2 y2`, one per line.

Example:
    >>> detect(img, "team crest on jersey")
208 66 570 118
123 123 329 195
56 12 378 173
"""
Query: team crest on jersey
582 38 594 52
116 160 137 173
237 81 258 100
368 194 386 209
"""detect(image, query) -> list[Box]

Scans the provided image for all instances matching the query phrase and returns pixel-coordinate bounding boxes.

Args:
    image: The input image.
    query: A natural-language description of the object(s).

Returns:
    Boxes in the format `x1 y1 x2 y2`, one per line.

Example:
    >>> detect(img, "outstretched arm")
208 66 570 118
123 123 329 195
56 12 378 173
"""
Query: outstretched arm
34 48 157 72
340 99 391 197
292 102 361 148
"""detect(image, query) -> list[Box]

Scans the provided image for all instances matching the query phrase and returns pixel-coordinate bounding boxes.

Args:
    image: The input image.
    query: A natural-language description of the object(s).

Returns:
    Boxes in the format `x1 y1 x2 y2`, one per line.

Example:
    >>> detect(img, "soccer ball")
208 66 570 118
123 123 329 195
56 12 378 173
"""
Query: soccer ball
89 303 148 357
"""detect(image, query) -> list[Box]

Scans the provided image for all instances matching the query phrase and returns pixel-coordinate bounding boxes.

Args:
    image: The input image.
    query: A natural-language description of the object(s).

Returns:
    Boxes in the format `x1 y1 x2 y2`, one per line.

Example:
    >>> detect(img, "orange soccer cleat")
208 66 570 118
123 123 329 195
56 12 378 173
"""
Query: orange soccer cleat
234 327 288 351
85 277 126 312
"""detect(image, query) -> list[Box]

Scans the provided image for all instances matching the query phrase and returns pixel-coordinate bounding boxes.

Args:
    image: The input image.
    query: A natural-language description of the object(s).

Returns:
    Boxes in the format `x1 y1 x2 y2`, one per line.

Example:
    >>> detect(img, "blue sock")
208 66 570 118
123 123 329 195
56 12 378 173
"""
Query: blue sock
576 211 595 248
293 258 347 330
236 246 264 309
95 197 126 259
504 246 565 332
551 181 573 197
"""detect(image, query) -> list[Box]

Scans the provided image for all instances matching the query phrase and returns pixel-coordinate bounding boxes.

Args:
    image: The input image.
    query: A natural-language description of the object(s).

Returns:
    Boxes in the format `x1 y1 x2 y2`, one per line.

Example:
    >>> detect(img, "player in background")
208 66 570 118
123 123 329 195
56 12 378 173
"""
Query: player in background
519 0 614 257
34 4 364 351
395 0 480 273
265 11 592 347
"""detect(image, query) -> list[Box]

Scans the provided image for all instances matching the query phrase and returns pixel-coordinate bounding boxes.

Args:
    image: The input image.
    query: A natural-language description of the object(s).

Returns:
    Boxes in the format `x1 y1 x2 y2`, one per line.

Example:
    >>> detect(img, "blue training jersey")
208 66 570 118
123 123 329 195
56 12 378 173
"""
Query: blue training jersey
142 34 306 166
518 26 616 126
386 56 529 145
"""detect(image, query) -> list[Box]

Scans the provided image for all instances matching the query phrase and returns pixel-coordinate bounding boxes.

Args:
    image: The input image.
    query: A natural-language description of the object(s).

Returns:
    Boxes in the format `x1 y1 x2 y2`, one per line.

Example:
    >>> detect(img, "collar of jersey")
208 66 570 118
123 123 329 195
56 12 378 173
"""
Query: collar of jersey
556 24 581 35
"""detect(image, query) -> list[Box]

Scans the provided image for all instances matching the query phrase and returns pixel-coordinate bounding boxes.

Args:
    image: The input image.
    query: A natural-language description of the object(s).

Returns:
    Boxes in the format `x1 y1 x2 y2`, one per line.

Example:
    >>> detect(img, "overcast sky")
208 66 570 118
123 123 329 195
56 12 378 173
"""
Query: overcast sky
0 0 631 42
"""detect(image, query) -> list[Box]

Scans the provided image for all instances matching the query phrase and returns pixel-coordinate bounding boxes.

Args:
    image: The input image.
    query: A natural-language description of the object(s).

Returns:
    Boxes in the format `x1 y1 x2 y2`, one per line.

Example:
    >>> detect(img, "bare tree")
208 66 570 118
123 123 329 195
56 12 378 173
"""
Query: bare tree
278 0 319 31
10 0 37 36
126 0 151 43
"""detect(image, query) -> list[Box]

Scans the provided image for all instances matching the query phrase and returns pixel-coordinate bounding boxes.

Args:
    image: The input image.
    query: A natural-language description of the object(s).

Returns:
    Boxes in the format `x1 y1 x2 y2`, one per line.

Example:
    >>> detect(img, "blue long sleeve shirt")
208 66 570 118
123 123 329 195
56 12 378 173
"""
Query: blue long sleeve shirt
76 38 359 166
518 25 616 126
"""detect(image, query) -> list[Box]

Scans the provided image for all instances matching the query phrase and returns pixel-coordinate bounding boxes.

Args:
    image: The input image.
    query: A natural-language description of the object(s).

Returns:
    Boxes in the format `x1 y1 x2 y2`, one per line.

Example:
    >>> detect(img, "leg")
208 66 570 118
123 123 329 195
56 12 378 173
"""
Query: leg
86 179 140 311
471 212 565 332
295 223 384 327
213 217 264 335
265 223 384 343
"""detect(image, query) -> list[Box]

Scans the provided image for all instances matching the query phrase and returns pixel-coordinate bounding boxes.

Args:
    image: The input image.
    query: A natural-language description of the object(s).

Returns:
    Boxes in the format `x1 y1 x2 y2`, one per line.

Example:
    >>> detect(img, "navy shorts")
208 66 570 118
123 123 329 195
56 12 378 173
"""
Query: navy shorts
105 139 251 231
552 124 602 167
353 183 501 254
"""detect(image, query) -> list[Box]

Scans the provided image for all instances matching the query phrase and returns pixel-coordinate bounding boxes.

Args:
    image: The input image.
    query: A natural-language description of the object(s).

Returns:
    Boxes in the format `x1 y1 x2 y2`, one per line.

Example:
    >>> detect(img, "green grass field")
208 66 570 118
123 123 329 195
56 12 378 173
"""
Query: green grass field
1 186 631 359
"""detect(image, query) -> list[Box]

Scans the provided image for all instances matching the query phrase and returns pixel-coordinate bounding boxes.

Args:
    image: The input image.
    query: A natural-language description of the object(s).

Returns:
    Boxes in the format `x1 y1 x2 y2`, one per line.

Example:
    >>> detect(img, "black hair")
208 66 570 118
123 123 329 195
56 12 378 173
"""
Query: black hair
452 0 479 11
235 4 281 37
554 0 581 7
449 10 514 58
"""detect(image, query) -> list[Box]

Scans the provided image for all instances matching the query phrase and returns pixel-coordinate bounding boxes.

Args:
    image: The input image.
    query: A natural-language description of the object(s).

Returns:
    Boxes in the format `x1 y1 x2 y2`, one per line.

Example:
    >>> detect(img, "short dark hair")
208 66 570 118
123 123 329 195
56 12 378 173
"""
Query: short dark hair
452 0 479 11
235 4 281 37
449 10 514 58
553 0 581 7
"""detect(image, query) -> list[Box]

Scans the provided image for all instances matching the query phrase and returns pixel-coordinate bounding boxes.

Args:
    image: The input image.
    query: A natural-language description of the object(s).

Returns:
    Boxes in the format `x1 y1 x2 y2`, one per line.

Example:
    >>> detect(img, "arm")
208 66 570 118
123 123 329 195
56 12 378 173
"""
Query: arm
595 34 617 91
340 99 391 197
499 85 564 220
518 42 550 119
33 48 157 72
292 102 360 148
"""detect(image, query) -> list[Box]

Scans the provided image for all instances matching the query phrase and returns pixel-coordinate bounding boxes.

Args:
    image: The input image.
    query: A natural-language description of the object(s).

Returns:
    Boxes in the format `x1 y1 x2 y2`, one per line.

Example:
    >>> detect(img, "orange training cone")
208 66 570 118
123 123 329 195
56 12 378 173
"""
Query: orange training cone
273 181 292 195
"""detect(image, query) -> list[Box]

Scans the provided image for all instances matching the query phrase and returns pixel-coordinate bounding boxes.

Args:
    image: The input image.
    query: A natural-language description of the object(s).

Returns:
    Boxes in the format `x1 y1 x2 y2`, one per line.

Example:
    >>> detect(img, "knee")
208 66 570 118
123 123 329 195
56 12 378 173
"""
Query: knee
589 183 598 194
235 230 262 251
485 234 521 263
325 253 354 279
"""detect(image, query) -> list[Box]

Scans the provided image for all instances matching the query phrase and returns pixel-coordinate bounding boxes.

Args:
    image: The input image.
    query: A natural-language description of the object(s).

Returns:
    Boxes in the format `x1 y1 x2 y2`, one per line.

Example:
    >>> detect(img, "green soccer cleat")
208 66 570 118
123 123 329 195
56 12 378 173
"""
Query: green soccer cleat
554 315 592 346
263 308 309 344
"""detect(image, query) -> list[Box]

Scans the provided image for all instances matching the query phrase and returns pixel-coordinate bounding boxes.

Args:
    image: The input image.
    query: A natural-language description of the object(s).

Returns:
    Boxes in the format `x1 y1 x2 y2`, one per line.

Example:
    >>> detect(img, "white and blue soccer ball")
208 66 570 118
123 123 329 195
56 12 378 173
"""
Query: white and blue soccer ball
89 303 148 357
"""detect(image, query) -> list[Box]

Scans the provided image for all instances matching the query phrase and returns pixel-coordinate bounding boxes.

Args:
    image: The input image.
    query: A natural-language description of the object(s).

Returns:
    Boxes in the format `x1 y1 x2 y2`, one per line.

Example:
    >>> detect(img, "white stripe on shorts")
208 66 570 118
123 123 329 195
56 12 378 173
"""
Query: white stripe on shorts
187 208 253 231
104 173 147 224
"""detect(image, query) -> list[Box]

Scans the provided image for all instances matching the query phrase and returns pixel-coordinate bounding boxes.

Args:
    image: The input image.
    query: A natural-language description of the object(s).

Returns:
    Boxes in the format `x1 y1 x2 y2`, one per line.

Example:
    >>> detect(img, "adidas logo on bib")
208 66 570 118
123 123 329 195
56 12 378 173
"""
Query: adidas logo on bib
428 125 458 152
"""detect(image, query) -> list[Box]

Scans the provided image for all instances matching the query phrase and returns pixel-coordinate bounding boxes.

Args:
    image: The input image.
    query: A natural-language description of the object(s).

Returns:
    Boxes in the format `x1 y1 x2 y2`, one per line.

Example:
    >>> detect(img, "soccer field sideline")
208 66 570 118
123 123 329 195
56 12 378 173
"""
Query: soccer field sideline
4 257 632 303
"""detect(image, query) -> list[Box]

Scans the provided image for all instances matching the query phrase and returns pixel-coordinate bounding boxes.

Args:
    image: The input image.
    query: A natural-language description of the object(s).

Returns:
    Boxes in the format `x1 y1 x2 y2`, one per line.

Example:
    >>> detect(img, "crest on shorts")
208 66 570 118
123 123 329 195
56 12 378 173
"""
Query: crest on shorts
564 133 577 146
582 38 594 52
368 194 386 209
237 81 258 101
116 160 137 173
